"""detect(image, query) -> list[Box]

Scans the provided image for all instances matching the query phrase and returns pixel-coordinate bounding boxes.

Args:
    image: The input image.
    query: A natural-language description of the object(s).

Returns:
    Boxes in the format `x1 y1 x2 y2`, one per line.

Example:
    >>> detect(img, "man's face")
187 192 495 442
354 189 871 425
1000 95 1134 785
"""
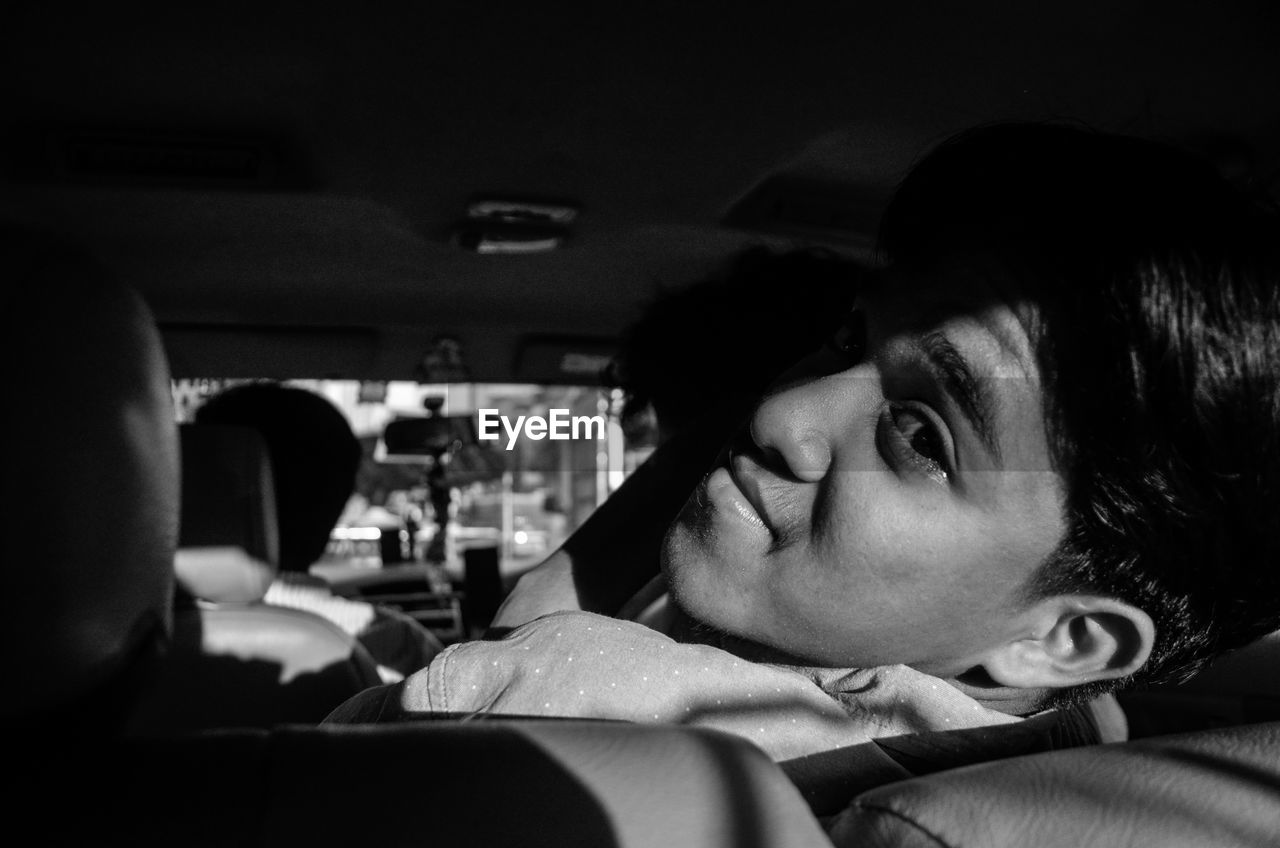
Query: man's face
661 265 1066 677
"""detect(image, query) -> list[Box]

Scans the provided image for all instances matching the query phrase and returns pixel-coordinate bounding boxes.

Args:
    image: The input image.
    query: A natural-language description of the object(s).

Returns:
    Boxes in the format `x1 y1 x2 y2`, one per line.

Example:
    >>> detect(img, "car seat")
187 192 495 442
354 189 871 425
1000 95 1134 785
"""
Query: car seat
123 421 385 732
2 231 177 728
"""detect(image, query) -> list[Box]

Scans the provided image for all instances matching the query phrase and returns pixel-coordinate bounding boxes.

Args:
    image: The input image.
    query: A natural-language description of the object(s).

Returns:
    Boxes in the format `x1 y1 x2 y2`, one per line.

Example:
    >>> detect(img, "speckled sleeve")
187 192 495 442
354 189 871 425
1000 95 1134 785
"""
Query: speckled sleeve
393 610 1021 762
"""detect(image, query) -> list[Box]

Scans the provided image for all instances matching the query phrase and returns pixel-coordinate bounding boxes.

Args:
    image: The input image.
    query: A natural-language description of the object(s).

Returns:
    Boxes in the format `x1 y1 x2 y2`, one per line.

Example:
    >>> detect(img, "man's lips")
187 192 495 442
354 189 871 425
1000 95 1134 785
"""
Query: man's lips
725 448 776 538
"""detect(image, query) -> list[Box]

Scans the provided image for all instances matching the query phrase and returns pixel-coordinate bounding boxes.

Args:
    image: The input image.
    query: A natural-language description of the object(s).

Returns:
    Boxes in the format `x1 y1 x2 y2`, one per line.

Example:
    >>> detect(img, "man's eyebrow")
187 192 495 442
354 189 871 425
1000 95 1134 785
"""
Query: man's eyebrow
919 330 1003 463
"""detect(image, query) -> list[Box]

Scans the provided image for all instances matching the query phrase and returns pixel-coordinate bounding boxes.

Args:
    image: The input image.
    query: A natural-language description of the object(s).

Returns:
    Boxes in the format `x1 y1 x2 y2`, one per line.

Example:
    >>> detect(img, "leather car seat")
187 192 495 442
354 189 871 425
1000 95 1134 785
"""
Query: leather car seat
20 720 836 848
1117 630 1280 739
1 232 177 727
124 421 383 732
825 721 1280 848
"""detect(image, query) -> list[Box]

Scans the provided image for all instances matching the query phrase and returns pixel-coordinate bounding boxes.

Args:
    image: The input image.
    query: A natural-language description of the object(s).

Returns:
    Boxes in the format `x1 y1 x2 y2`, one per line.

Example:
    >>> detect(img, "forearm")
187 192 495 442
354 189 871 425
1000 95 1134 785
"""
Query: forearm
489 550 579 630
490 409 740 631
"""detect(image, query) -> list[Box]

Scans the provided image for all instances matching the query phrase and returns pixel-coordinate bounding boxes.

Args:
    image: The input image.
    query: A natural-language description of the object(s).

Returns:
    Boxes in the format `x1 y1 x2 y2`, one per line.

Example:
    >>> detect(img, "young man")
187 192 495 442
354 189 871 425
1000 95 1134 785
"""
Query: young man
327 122 1280 766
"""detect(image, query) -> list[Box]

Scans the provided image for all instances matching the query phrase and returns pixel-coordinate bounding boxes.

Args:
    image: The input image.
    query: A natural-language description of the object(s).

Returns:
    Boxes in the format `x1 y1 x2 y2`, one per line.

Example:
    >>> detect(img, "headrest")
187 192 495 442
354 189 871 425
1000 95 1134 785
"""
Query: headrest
1 233 178 720
176 422 280 603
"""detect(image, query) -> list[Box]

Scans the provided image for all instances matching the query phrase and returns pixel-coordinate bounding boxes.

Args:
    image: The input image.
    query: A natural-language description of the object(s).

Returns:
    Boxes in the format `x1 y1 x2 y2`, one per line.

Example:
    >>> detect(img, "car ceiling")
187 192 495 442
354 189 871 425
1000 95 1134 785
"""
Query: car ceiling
3 1 1278 381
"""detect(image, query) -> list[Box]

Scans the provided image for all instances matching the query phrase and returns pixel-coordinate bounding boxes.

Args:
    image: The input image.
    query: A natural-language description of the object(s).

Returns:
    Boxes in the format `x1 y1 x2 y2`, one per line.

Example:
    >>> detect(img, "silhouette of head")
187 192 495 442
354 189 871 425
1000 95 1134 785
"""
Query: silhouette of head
196 383 362 572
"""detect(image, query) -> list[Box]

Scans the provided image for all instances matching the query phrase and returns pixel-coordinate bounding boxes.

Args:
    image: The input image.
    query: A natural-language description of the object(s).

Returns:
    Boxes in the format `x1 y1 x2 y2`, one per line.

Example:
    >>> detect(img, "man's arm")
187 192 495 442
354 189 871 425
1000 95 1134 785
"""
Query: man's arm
490 410 740 632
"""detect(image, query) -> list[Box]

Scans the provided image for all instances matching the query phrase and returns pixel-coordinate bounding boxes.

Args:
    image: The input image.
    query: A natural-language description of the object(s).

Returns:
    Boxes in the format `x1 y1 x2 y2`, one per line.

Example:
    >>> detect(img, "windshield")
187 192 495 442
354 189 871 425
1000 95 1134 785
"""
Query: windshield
173 378 655 585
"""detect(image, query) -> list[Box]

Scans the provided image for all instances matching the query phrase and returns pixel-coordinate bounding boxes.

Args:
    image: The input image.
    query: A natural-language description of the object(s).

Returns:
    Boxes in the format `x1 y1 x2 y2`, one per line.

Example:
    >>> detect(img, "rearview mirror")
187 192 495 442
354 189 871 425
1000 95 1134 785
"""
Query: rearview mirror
382 415 476 459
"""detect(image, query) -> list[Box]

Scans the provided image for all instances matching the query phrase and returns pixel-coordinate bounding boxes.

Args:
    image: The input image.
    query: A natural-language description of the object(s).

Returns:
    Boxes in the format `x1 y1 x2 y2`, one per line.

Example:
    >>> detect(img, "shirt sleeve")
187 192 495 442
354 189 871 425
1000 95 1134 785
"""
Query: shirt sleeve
391 610 1020 762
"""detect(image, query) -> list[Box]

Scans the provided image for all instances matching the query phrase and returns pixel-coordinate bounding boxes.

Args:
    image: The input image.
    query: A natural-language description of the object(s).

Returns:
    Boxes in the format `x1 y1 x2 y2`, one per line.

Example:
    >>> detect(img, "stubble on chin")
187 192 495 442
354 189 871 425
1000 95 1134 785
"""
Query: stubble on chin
660 486 714 580
676 480 715 541
659 496 720 643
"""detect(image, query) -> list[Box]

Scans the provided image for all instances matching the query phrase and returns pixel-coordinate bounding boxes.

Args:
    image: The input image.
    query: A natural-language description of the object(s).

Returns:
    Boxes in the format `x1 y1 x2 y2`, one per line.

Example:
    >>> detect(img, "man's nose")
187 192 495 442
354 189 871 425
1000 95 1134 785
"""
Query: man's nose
748 368 858 483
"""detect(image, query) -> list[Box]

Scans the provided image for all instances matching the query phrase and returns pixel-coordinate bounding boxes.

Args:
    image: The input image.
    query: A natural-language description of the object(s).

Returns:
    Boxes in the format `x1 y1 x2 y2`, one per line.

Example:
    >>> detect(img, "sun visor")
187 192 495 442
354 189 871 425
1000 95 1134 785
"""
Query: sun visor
513 335 617 385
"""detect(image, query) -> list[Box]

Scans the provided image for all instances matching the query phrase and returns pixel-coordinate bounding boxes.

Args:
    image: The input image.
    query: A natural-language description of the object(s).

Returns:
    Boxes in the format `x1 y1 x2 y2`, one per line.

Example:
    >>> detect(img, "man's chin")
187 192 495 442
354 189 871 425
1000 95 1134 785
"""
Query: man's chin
667 485 715 551
664 584 811 665
659 494 714 583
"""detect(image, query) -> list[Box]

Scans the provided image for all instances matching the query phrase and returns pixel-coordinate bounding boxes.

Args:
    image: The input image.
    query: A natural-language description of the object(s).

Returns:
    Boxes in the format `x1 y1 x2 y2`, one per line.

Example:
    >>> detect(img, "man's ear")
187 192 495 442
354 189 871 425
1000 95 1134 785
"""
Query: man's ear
981 596 1155 690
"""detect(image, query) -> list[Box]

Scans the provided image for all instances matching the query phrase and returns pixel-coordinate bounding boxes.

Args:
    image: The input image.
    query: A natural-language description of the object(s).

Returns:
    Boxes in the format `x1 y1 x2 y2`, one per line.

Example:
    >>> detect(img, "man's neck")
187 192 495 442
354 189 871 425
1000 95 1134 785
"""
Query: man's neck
663 601 1050 717
947 674 1050 717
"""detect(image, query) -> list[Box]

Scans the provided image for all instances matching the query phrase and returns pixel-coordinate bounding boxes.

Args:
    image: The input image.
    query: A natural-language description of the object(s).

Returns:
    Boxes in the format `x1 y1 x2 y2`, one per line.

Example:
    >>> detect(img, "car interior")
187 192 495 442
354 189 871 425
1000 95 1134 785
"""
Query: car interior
5 3 1280 845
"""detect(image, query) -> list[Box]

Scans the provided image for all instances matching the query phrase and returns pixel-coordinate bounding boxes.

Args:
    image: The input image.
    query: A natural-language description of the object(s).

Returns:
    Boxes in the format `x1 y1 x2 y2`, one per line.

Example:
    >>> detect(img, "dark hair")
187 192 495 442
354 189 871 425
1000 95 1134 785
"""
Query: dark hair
879 122 1280 699
606 245 862 442
195 382 362 572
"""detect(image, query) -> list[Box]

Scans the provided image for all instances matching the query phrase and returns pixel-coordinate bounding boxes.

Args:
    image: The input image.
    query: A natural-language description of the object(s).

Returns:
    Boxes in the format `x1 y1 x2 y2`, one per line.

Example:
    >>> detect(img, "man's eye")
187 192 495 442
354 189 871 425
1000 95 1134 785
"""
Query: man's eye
827 309 866 361
879 403 951 483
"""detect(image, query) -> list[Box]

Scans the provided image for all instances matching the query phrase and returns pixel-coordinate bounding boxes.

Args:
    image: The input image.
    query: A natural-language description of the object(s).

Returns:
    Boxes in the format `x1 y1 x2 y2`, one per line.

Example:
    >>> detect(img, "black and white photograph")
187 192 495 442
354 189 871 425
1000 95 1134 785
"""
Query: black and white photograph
6 2 1280 845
